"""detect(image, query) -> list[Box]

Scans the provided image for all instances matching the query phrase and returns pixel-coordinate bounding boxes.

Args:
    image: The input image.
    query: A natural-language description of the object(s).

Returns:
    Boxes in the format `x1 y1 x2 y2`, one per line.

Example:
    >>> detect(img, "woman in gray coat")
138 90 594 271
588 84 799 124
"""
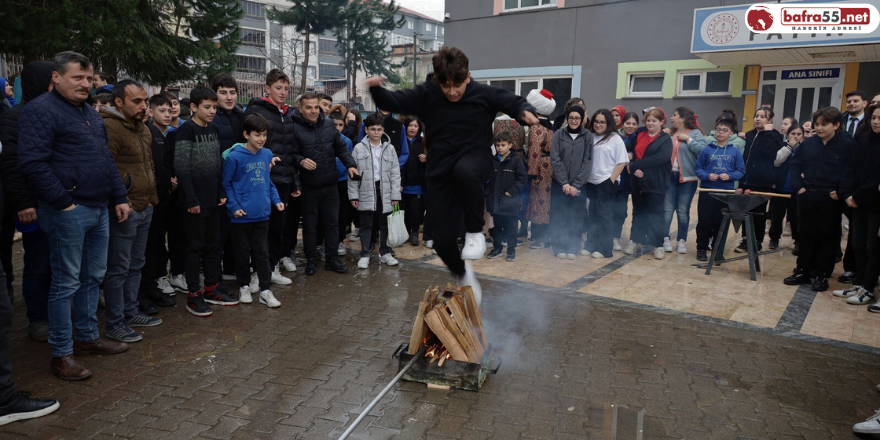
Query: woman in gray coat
549 105 594 259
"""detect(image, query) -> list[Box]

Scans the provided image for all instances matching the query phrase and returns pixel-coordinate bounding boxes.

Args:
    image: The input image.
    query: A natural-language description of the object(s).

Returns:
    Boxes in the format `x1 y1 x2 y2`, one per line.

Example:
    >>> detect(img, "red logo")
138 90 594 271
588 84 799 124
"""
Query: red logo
707 13 740 44
746 6 774 31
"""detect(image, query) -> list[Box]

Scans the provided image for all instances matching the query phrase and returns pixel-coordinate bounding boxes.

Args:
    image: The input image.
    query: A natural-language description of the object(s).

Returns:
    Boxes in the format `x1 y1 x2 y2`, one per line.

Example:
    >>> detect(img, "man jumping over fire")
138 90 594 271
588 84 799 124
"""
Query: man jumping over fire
367 46 539 305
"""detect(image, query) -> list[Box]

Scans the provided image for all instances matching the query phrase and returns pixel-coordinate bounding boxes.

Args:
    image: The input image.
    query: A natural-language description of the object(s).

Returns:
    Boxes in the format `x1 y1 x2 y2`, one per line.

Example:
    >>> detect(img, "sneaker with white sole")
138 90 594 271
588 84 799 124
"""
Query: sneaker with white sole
623 241 638 255
557 253 567 259
280 257 296 272
239 286 253 304
847 288 875 305
663 237 673 252
249 273 260 293
168 274 187 292
350 228 360 240
357 256 370 269
833 285 863 298
127 313 162 327
271 265 292 285
854 409 880 434
380 254 399 266
337 243 346 256
612 239 622 251
460 233 487 260
106 324 142 343
653 247 665 260
0 391 60 426
156 277 175 295
677 239 687 254
592 251 605 259
259 290 281 308
579 249 590 256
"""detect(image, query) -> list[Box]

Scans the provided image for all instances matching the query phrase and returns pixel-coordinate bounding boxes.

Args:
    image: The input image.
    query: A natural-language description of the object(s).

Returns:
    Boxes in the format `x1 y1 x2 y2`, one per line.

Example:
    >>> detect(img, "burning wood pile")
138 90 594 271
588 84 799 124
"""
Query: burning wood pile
409 284 487 364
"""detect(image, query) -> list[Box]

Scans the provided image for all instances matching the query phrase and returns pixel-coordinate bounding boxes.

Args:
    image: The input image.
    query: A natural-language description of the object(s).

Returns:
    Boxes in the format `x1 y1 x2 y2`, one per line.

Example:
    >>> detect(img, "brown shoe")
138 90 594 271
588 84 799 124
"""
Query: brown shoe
72 338 129 356
50 355 93 381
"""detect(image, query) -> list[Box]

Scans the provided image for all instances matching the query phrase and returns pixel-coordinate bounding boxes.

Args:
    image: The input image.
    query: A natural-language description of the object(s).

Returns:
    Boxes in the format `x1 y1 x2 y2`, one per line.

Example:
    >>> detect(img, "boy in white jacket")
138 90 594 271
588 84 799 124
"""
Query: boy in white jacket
348 114 402 269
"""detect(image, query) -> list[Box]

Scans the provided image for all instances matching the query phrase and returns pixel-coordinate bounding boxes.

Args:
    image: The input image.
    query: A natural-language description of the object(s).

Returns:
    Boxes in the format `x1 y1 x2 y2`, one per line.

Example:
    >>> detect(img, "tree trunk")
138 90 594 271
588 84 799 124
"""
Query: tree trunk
301 27 311 95
350 68 358 109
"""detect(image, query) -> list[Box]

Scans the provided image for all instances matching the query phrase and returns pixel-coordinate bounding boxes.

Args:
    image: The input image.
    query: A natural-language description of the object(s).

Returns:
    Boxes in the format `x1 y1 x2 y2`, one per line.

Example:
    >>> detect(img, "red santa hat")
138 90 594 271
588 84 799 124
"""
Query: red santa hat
527 89 556 116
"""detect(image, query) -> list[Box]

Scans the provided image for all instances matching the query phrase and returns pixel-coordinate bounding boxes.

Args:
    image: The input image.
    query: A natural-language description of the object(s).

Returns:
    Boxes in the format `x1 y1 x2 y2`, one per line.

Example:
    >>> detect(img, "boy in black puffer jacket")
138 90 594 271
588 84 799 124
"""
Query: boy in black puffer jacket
486 132 527 261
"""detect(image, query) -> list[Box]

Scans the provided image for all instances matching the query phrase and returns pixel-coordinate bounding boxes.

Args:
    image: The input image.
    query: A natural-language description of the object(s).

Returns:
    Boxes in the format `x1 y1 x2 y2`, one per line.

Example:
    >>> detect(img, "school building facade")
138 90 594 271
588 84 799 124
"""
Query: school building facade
444 0 880 130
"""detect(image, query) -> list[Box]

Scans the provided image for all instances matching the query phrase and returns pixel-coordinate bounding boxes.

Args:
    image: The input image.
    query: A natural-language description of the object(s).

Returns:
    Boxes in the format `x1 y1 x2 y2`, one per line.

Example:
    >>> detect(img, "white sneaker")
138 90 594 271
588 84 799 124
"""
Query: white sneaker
833 286 862 298
456 261 482 306
653 247 665 260
579 249 590 256
592 251 605 259
782 223 792 237
425 240 434 249
239 286 253 304
663 237 673 252
280 257 296 272
337 243 346 256
249 272 260 293
557 253 567 259
380 254 399 266
566 254 576 260
271 265 292 285
677 239 687 254
156 277 175 295
847 288 875 305
612 239 622 251
259 290 281 308
357 257 370 269
168 274 188 292
854 409 880 434
461 232 487 260
623 241 638 255
222 274 237 281
350 228 360 240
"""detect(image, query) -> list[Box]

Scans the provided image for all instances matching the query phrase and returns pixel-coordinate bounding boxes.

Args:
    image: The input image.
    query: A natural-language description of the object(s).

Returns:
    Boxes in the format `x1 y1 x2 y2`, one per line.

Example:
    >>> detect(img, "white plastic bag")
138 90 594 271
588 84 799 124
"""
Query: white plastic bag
387 204 408 247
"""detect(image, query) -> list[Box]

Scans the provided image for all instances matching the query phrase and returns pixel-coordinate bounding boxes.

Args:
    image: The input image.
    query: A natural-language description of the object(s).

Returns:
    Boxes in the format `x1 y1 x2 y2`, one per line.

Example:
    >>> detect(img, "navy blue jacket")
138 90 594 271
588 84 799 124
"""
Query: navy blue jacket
18 88 128 210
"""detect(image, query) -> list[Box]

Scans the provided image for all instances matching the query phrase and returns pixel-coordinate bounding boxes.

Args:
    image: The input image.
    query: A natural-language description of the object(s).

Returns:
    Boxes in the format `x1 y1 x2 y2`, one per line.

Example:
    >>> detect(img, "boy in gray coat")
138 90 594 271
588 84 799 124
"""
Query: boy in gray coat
349 114 402 269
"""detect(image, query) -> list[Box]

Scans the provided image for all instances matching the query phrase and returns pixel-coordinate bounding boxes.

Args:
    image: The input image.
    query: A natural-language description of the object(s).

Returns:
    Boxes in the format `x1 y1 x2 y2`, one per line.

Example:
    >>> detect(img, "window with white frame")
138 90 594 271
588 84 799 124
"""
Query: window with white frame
240 29 266 48
241 0 265 19
393 35 414 46
407 21 414 29
677 70 731 96
480 76 572 119
295 65 317 79
503 0 556 11
426 23 433 31
627 72 665 97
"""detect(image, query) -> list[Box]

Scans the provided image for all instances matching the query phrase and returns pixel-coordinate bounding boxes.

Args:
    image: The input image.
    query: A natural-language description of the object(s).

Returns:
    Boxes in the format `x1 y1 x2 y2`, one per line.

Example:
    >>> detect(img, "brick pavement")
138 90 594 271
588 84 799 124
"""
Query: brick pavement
4 241 880 439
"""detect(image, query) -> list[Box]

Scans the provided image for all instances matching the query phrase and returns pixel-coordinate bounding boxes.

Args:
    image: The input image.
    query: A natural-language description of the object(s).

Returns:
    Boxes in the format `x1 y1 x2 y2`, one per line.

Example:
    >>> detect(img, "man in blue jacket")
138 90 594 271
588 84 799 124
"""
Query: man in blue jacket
18 51 131 381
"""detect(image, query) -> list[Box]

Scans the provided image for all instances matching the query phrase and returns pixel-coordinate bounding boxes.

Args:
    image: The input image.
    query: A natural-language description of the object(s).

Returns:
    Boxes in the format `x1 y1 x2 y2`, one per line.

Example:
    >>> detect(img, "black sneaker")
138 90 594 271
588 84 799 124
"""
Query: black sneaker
784 270 811 285
838 271 856 284
203 283 240 306
487 248 503 259
696 250 708 261
734 240 748 253
791 242 800 255
325 259 348 274
0 391 60 426
186 291 213 317
410 233 419 246
506 253 516 262
137 295 159 315
768 240 779 250
811 276 830 292
147 291 175 307
305 259 317 276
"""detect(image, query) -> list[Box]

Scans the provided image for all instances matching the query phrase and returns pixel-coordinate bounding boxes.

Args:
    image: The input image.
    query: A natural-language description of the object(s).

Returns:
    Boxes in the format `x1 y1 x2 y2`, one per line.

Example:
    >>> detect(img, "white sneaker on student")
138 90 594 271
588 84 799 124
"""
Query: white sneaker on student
357 257 370 269
259 290 281 308
337 243 346 256
168 274 187 292
460 233 486 259
280 257 296 272
239 286 253 304
663 237 673 252
156 277 175 295
612 239 622 251
854 409 880 434
592 251 605 259
271 265 292 285
654 247 665 260
380 254 399 266
677 239 687 254
425 240 434 249
249 272 260 293
623 241 638 255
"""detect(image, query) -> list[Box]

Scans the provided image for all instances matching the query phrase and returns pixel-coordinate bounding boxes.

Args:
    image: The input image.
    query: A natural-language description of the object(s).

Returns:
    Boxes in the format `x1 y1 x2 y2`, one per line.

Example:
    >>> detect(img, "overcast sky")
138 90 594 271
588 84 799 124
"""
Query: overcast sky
396 0 445 21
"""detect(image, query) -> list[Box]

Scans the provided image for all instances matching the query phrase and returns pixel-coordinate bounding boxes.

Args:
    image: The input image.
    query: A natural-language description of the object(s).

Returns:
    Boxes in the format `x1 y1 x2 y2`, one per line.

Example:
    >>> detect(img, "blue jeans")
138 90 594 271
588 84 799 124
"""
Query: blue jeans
104 206 153 330
663 174 698 242
39 204 108 357
21 228 51 325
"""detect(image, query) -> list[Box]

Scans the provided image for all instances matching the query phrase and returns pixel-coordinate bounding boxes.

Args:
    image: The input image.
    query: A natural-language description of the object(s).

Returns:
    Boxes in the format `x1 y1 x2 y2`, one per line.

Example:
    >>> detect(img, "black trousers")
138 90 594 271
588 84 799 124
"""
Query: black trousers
427 150 492 276
630 189 665 247
796 190 843 277
219 214 235 276
696 193 725 251
852 208 880 292
183 206 223 293
740 185 771 244
302 184 340 262
843 208 856 273
359 182 392 257
166 204 187 276
490 214 518 256
584 180 616 257
231 220 271 292
269 184 291 268
0 188 14 403
402 193 424 235
612 190 630 240
283 194 302 259
550 182 587 255
139 195 170 295
769 194 799 242
422 188 433 241
337 180 352 242
0 198 14 303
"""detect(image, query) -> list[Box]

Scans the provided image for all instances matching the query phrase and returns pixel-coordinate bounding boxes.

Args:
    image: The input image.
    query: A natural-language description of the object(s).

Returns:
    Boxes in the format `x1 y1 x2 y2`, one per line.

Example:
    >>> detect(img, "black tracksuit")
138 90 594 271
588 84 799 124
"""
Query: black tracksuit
487 153 527 256
370 81 534 275
840 131 880 291
790 131 858 277
139 124 176 297
741 129 785 244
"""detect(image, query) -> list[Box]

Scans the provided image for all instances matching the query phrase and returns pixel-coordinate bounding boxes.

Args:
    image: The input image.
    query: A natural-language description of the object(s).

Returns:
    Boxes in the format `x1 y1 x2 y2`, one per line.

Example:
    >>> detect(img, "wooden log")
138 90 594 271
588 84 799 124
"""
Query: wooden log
424 309 470 361
408 299 430 355
460 286 487 349
697 187 791 198
433 304 479 362
447 297 484 360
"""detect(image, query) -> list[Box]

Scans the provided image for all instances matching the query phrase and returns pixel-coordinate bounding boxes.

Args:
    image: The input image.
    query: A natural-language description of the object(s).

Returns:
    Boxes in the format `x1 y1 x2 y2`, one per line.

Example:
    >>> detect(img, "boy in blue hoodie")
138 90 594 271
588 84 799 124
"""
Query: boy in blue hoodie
694 118 746 261
221 114 284 308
